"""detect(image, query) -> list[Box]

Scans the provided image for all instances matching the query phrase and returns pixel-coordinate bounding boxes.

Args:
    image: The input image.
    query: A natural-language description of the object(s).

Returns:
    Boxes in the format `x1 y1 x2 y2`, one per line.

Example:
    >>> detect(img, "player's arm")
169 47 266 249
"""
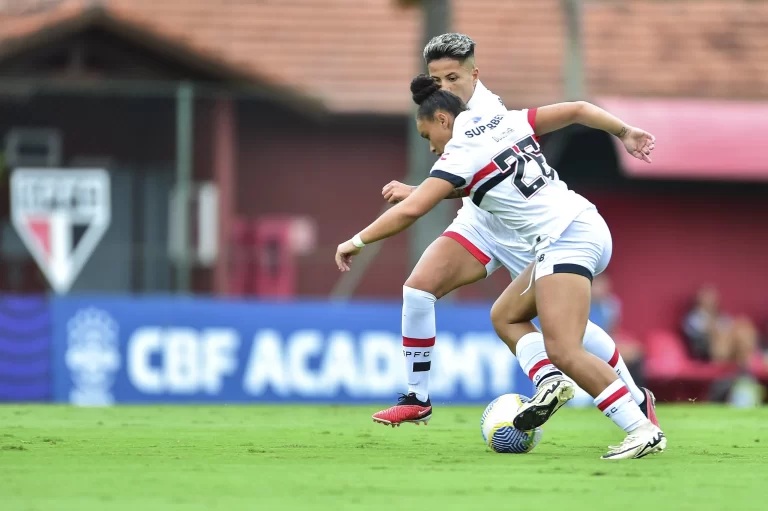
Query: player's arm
531 102 626 137
382 180 464 204
335 177 454 271
530 102 655 163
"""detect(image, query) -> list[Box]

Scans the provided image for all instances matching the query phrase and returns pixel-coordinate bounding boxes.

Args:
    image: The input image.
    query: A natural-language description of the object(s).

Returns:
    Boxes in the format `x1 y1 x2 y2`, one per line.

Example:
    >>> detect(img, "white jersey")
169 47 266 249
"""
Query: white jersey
467 80 506 114
430 108 594 247
457 81 527 248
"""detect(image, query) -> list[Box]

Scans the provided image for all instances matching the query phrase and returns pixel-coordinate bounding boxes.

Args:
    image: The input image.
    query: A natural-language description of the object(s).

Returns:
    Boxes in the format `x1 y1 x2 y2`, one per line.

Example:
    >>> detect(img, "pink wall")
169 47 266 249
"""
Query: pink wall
236 110 410 297
589 192 768 340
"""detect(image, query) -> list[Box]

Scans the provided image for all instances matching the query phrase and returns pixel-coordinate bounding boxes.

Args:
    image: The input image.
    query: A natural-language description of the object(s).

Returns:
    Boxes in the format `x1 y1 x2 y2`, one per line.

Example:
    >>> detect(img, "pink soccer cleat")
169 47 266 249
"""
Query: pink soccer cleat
639 387 660 428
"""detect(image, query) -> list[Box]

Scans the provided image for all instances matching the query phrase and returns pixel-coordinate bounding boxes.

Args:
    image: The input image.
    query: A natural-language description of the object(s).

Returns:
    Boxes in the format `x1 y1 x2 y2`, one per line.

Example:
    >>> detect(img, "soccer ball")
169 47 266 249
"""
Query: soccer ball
480 394 543 454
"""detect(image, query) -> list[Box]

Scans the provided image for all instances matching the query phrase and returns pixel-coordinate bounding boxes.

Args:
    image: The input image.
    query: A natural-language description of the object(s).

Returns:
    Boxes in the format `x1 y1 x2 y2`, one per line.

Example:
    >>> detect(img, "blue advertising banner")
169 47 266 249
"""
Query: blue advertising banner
50 297 534 405
0 295 51 402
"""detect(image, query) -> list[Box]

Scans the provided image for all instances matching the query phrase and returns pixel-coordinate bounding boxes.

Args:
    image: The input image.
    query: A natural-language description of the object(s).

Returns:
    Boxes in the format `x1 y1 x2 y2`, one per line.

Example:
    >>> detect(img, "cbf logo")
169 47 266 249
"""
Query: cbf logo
10 169 111 293
65 308 120 406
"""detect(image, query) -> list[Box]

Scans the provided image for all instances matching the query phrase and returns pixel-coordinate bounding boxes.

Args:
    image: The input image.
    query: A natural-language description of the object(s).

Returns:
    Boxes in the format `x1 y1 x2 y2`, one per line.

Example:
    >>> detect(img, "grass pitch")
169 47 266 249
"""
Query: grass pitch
1 404 767 510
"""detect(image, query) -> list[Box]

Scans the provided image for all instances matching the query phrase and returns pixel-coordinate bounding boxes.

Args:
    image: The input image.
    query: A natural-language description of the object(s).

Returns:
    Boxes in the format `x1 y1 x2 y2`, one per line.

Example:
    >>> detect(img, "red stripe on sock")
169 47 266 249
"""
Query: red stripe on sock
597 386 629 412
403 336 436 348
527 359 552 380
608 348 620 368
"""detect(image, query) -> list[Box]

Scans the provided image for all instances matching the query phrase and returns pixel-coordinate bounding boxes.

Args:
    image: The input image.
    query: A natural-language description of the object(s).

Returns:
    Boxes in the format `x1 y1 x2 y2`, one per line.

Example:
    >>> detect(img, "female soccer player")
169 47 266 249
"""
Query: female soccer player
371 33 656 432
334 75 665 460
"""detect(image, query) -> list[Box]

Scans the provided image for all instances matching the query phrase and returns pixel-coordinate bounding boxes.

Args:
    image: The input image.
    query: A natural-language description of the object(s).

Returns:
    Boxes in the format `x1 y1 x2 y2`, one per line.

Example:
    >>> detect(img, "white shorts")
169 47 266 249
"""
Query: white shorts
533 207 612 282
443 205 531 278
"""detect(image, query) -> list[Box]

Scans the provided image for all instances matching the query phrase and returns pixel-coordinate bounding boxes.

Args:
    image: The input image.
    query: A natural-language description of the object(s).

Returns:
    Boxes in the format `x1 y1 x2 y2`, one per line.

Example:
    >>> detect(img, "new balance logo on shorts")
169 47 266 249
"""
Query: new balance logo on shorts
538 253 546 262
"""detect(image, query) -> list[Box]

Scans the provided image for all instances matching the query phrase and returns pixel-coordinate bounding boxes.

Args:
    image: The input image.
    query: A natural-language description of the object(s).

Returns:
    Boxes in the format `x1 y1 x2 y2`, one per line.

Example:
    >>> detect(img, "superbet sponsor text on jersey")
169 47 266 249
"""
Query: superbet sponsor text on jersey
430 108 594 248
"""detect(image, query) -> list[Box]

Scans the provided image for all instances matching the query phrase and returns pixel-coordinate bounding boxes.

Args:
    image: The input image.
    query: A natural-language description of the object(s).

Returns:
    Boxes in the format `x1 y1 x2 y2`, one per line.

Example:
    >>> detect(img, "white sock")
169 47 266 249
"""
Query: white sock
594 379 647 432
515 332 564 387
583 321 645 404
402 286 436 402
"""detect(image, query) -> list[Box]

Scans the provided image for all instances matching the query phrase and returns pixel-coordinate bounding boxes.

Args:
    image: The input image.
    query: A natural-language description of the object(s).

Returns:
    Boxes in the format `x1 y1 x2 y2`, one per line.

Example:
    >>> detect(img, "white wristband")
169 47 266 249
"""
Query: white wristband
352 234 366 248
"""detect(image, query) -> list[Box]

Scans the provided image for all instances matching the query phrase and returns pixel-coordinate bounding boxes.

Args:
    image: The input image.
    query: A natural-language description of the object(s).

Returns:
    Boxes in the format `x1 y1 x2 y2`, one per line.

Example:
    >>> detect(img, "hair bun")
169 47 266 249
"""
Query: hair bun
411 74 441 105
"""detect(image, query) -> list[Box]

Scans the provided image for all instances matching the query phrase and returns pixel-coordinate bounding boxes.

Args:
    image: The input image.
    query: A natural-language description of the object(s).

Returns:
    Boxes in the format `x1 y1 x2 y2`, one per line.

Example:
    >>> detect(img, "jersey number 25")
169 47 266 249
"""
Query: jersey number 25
472 135 557 206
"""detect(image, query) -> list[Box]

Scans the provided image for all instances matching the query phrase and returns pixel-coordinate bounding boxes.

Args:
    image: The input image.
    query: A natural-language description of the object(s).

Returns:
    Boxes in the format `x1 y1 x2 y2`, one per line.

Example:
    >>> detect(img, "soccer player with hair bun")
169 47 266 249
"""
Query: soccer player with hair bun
372 34 659 437
335 63 667 461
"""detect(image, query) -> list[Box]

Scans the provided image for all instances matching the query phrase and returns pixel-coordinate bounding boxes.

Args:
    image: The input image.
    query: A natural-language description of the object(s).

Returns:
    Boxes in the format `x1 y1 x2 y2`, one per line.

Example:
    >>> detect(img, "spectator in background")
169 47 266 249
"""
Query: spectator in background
682 285 762 406
682 286 758 367
590 274 645 389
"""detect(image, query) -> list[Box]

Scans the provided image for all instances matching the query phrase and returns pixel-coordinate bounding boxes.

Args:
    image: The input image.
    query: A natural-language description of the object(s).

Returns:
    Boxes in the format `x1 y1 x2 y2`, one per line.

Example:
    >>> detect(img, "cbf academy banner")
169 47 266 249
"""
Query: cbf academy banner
0 296 51 402
50 297 533 405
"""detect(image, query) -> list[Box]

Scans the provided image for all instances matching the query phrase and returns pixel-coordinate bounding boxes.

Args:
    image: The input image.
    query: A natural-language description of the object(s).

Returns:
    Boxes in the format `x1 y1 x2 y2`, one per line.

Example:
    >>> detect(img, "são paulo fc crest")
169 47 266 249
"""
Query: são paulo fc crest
10 169 111 294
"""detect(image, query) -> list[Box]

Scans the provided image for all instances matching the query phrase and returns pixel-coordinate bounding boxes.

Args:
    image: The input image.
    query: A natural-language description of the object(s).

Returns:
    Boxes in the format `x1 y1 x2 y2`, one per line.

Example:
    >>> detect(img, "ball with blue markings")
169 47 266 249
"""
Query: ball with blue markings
481 394 543 454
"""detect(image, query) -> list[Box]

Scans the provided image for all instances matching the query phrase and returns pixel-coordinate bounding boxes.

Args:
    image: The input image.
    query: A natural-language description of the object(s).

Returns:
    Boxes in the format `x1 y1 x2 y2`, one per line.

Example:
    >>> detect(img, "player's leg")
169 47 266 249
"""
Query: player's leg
516 210 665 459
401 235 489 400
492 241 657 424
582 321 655 418
532 272 662 459
372 226 493 426
489 235 574 395
582 321 643 401
534 273 632 407
490 263 565 387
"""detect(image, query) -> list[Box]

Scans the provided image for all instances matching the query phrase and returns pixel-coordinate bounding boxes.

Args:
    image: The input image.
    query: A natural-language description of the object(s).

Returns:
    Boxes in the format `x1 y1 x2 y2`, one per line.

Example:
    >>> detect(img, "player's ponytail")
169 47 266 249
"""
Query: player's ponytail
410 74 467 120
411 74 441 104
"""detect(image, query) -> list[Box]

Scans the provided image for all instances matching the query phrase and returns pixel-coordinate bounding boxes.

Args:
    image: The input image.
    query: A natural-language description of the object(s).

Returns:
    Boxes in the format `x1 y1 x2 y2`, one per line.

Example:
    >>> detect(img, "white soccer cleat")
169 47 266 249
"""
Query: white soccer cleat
512 376 575 430
601 422 666 460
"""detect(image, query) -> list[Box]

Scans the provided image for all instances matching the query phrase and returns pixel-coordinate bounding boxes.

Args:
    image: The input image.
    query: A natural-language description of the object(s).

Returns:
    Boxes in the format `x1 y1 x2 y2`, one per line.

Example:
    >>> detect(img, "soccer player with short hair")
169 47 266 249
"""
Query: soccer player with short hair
335 72 666 459
373 33 658 430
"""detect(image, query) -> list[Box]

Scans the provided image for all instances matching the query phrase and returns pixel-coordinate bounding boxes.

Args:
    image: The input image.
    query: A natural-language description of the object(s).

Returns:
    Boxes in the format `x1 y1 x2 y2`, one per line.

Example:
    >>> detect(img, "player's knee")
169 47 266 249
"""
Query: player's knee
546 350 573 374
403 285 437 308
545 343 581 373
489 301 508 331
404 274 439 297
405 268 452 298
490 296 529 328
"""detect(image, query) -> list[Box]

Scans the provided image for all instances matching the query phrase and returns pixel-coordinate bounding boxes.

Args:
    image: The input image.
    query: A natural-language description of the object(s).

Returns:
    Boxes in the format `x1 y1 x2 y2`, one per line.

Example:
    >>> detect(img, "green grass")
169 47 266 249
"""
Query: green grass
1 405 768 510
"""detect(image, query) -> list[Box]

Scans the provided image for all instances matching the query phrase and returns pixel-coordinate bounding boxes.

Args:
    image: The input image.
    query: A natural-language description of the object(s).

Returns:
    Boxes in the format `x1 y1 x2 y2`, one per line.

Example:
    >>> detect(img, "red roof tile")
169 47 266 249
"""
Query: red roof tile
3 1 764 113
584 1 768 100
105 0 423 113
0 0 86 41
454 0 565 109
0 0 564 113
